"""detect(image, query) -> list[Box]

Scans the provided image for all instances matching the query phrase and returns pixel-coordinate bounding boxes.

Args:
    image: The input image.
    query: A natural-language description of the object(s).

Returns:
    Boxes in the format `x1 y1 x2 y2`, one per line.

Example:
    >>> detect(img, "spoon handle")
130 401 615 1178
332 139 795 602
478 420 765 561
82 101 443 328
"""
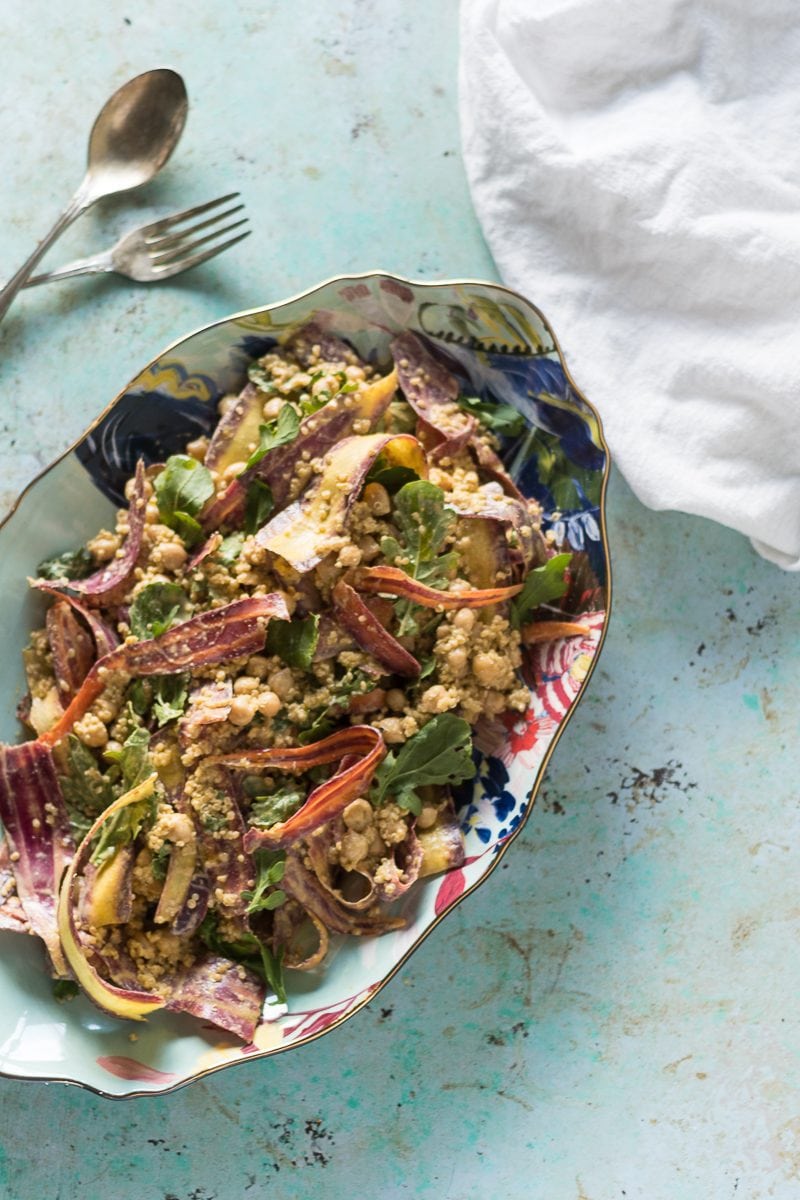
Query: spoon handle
0 180 93 324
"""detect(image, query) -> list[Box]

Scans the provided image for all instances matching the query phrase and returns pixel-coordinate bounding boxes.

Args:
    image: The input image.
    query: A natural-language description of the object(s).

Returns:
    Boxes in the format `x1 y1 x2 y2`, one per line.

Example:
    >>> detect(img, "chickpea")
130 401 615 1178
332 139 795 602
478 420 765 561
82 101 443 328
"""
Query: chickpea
336 543 362 568
88 530 120 563
446 647 468 677
144 501 161 525
152 540 188 572
385 688 406 713
257 690 282 718
263 397 284 420
268 668 295 700
362 482 391 516
343 798 373 833
340 830 370 869
233 675 259 695
185 435 210 461
472 652 503 688
217 394 238 416
222 461 247 481
453 608 477 633
228 695 257 726
417 805 439 830
419 685 456 714
246 655 270 679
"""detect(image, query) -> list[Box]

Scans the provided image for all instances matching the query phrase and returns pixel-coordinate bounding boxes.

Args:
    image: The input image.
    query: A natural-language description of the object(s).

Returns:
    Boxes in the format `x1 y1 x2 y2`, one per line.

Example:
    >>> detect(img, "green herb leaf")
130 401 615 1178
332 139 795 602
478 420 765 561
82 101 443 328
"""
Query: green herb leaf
248 784 305 830
365 456 420 495
372 713 476 814
265 614 319 670
380 481 457 635
217 532 246 566
245 405 301 470
510 553 572 629
53 979 80 1001
58 735 115 837
242 849 287 914
457 395 527 438
197 913 287 1003
153 455 215 546
297 667 374 745
243 480 275 535
129 582 188 641
103 726 153 791
151 674 190 727
36 547 94 581
151 843 171 881
248 363 278 394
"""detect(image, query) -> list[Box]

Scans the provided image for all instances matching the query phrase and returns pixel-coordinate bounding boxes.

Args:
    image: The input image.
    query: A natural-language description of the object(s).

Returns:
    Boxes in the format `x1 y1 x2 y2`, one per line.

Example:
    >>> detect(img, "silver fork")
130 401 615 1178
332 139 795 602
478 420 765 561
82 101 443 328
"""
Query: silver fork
18 193 250 287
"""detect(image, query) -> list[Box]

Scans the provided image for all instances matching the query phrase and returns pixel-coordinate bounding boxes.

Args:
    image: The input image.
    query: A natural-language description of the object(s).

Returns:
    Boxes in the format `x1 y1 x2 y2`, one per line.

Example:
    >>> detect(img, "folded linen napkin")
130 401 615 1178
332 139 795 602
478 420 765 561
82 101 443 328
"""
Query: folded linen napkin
459 0 800 568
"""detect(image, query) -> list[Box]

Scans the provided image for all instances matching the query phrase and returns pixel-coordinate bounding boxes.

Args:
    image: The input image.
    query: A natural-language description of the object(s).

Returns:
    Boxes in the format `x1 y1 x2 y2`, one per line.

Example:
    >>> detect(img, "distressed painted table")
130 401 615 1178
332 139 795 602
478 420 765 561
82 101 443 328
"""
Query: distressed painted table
0 3 798 1198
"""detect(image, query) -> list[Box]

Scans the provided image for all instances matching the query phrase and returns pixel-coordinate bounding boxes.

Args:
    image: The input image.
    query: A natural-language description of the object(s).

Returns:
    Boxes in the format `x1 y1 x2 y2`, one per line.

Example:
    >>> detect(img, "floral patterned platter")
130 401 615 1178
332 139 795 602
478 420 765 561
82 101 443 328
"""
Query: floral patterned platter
0 272 611 1097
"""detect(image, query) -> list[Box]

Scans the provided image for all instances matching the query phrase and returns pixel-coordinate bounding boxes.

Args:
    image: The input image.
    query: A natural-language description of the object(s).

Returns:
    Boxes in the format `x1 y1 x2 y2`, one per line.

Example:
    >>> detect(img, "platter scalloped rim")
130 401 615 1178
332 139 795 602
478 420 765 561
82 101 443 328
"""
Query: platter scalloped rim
0 271 611 1097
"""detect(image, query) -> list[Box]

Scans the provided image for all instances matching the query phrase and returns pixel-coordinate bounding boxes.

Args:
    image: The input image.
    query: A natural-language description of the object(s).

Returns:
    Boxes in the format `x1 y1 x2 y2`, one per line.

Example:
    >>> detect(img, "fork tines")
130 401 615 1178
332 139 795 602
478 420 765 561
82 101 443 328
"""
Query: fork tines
145 193 251 273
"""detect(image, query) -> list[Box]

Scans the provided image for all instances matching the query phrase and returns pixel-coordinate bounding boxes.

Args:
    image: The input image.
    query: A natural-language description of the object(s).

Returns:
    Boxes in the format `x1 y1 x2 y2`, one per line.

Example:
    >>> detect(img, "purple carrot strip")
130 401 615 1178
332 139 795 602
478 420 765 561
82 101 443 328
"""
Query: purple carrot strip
448 493 546 569
281 853 405 936
204 384 264 472
0 742 74 974
372 827 424 903
35 459 147 599
166 953 266 1041
185 532 222 570
331 579 420 677
169 872 210 937
36 585 121 658
46 600 94 705
391 331 478 460
0 838 31 935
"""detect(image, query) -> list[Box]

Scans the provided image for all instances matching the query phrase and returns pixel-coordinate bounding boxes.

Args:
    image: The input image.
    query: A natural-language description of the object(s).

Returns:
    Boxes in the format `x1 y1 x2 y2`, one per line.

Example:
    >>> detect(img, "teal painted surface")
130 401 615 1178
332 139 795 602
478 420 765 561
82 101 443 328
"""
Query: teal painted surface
0 1 798 1197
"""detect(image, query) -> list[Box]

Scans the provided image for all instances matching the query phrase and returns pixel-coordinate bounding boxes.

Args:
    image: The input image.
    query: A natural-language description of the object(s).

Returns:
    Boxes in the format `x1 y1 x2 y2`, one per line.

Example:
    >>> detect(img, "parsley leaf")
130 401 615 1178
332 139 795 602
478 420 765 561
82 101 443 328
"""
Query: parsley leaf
510 554 572 629
372 713 476 815
245 405 301 470
242 850 287 914
217 532 246 566
457 395 526 438
151 673 190 727
36 547 94 581
151 843 171 881
58 735 115 838
103 726 153 791
265 614 319 670
247 783 305 830
53 979 80 1001
153 456 215 547
129 582 188 640
90 729 155 867
243 479 275 535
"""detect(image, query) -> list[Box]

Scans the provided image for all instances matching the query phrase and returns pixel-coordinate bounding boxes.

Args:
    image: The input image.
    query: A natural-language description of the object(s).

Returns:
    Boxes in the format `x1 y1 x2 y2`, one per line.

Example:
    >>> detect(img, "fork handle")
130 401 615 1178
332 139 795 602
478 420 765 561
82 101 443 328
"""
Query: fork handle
0 179 93 321
23 249 115 288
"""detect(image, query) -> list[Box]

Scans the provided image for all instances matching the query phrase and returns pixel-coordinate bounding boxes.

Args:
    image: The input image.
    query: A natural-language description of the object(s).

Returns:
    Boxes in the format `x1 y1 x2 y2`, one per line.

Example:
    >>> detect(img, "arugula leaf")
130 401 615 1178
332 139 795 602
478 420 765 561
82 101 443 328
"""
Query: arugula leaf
129 582 187 640
247 784 305 829
265 614 319 669
242 850 287 914
153 455 215 546
510 553 572 629
457 395 527 438
90 727 155 868
36 546 94 581
380 481 457 634
151 673 190 727
217 532 246 566
297 369 357 417
58 735 115 837
372 713 476 815
197 913 287 1004
245 405 301 470
243 480 275 535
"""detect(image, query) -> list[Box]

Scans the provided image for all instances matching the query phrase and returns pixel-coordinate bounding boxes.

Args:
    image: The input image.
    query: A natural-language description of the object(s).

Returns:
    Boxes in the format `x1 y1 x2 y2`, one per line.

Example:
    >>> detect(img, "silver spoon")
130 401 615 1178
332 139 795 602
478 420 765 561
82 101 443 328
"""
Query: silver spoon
0 67 188 325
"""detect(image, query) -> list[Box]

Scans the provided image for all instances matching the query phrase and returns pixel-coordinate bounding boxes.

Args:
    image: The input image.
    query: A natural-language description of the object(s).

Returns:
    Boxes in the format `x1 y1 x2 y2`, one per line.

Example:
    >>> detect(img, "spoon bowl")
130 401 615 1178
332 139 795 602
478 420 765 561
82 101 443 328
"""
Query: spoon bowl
84 68 188 200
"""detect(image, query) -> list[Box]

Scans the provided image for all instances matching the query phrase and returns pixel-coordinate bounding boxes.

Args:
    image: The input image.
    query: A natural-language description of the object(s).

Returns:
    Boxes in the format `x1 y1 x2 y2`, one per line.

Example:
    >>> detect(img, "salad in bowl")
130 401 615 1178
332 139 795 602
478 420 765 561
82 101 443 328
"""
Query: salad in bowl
0 274 610 1095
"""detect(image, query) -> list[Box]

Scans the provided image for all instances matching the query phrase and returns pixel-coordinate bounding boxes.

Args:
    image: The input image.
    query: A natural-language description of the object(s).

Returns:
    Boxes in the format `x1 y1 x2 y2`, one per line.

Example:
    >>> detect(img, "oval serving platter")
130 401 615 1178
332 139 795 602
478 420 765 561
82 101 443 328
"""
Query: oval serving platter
0 272 611 1097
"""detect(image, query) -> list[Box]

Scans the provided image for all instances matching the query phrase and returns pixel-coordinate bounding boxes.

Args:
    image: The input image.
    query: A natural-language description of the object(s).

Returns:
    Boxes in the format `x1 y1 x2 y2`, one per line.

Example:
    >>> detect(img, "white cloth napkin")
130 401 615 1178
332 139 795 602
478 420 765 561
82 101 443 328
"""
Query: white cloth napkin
459 0 800 568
